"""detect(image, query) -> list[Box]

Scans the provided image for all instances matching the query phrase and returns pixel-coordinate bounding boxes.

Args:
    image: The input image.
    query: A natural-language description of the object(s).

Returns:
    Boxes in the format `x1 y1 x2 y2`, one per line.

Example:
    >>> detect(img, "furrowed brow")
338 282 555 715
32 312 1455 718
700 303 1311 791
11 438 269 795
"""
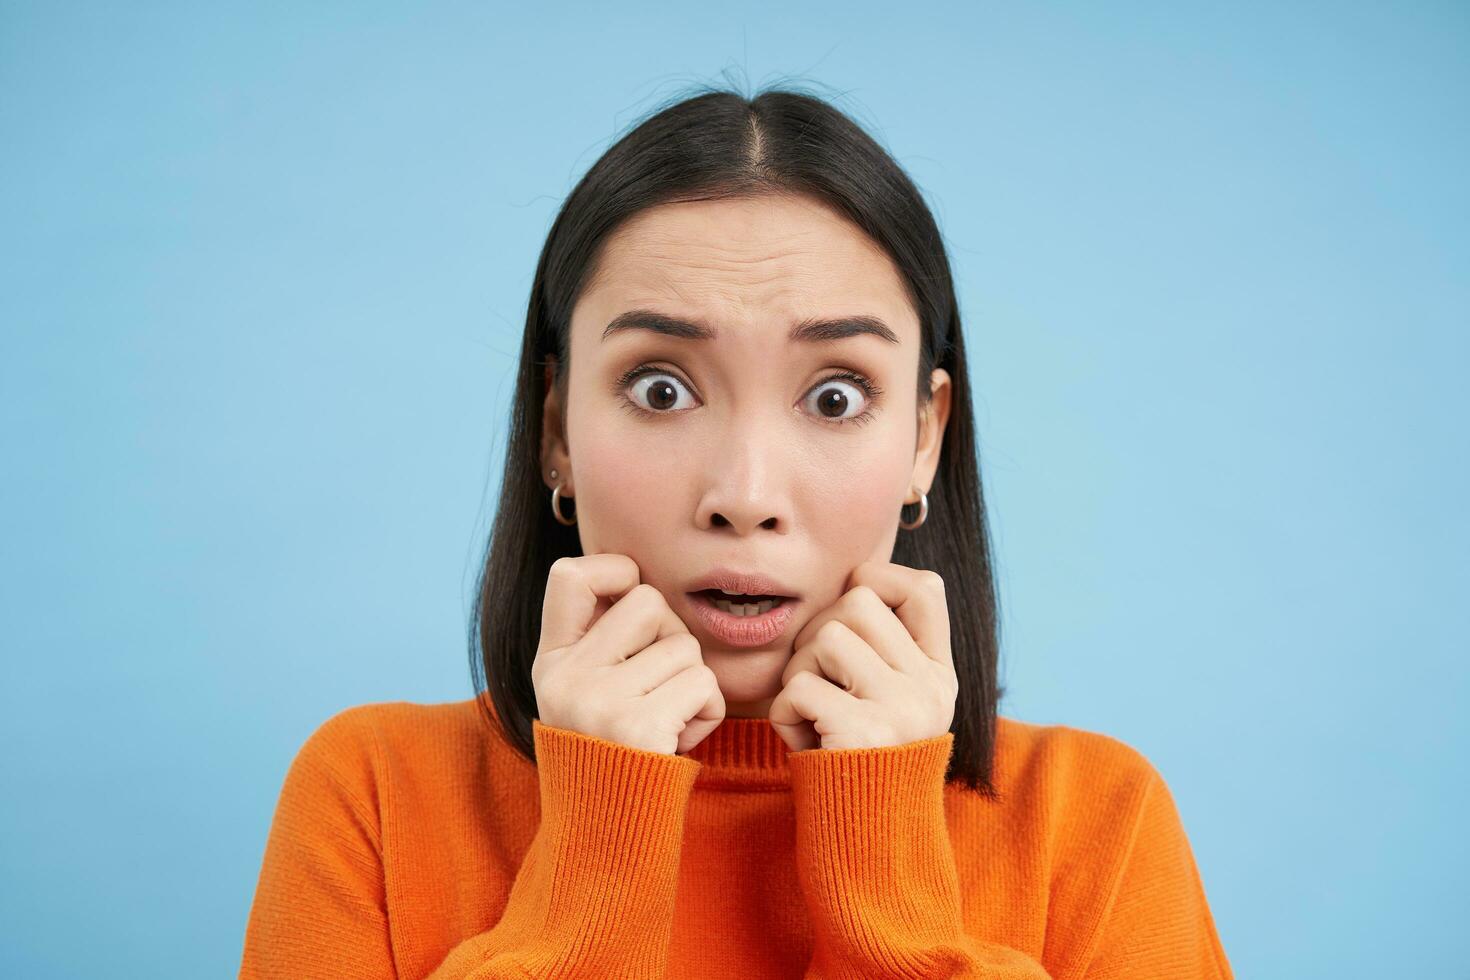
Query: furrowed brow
601 310 900 345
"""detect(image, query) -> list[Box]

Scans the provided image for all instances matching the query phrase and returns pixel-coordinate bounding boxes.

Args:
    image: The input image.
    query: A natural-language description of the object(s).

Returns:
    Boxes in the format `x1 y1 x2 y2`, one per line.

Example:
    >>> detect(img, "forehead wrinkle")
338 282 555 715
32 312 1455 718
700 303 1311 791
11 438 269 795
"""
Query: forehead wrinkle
577 196 919 348
613 238 862 321
625 237 829 291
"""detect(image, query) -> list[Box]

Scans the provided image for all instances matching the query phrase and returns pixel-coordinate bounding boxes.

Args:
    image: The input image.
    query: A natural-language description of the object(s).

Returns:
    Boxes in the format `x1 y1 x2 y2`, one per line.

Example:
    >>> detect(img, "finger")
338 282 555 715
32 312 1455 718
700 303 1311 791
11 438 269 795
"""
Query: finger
840 585 929 675
538 553 642 654
791 582 926 676
810 621 894 699
580 582 691 665
768 670 860 750
641 663 725 754
847 561 952 668
781 618 880 691
615 632 703 695
767 679 819 751
675 678 727 756
780 633 824 690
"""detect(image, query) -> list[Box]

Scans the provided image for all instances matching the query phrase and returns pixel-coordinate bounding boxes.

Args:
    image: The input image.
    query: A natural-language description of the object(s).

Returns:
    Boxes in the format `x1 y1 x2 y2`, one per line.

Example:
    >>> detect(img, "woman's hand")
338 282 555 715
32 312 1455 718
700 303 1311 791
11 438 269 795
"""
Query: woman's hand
768 560 958 751
532 553 726 756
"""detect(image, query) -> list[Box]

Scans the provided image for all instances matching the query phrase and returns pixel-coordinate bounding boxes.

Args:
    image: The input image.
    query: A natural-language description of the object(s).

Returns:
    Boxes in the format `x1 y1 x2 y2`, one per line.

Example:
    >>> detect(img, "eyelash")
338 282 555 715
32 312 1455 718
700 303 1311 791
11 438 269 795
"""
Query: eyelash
612 363 884 428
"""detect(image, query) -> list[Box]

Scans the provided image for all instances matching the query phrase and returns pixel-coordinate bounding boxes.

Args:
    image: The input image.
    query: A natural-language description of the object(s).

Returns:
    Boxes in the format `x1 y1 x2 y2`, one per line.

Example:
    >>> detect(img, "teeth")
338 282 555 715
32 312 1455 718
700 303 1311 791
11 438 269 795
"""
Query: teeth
712 596 783 616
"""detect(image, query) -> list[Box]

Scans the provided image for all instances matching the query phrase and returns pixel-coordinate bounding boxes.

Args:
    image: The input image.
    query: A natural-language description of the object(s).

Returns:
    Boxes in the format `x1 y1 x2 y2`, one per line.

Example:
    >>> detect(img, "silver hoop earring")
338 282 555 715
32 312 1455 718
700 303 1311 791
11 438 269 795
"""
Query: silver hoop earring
899 490 928 530
550 483 577 526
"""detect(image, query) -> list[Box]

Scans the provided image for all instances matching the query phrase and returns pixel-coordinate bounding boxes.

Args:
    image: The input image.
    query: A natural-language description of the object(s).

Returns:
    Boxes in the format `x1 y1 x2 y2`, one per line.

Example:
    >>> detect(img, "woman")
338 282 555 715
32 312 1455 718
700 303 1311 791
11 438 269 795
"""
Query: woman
240 86 1233 978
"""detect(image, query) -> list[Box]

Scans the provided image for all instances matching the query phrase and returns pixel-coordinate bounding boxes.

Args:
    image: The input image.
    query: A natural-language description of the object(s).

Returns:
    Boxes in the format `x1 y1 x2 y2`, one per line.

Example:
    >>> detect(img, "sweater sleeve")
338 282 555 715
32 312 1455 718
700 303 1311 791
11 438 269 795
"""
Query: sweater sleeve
239 711 700 980
786 733 1053 980
785 733 1233 980
425 719 701 978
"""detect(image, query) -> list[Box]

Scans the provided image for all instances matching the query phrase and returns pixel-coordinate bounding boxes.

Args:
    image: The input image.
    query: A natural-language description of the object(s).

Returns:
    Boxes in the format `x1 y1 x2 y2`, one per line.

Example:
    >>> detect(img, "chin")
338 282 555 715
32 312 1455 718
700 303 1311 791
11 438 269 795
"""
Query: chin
703 646 790 702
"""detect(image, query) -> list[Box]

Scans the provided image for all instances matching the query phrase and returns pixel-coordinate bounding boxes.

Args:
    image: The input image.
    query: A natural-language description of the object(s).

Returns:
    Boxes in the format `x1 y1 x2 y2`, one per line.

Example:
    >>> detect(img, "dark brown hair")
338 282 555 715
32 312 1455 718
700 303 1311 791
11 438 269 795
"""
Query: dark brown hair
469 82 1005 798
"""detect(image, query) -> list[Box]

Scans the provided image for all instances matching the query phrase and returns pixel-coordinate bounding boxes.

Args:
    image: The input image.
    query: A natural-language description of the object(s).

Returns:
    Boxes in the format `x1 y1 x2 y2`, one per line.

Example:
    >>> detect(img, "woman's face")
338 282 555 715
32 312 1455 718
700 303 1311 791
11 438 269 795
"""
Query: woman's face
541 192 951 718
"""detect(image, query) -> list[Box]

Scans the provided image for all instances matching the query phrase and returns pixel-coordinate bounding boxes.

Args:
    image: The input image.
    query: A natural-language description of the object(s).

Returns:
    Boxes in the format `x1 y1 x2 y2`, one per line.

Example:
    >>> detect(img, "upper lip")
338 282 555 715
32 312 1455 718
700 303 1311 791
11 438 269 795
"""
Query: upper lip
685 566 801 599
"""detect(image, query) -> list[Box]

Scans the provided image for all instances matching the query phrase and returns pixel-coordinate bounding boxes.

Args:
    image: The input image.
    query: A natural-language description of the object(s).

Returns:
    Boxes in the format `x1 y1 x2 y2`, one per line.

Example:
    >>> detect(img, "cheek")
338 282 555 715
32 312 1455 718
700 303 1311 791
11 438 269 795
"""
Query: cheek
798 438 911 556
566 414 678 554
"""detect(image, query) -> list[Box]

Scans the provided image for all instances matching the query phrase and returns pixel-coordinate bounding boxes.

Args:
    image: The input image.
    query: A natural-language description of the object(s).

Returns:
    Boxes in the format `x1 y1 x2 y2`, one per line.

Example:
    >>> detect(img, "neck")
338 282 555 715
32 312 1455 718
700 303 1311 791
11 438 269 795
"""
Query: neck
722 697 774 719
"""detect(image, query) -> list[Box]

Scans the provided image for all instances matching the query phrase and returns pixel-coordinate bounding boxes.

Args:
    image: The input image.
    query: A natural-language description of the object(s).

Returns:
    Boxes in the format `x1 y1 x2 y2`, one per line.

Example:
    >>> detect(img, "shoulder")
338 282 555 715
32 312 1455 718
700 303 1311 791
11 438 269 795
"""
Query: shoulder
992 714 1165 834
993 717 1164 793
294 695 503 766
283 694 521 806
991 718 1229 975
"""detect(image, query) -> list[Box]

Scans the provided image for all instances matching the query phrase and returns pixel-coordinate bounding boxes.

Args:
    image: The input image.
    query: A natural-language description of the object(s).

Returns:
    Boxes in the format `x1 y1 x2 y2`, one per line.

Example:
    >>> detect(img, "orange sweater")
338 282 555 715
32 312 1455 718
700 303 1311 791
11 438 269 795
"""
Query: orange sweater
239 693 1232 978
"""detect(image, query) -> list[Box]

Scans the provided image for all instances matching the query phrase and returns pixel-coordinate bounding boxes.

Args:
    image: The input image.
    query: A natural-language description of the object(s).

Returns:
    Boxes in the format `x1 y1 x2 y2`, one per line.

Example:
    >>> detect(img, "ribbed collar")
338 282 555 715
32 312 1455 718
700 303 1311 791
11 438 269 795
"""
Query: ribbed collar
477 690 796 789
684 716 795 790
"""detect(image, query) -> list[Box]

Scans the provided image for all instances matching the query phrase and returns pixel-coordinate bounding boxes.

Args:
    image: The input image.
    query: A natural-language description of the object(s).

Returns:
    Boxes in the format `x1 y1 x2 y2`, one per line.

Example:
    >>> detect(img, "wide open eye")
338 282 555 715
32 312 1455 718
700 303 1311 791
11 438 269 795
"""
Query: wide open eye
614 363 881 427
625 370 697 413
800 371 882 427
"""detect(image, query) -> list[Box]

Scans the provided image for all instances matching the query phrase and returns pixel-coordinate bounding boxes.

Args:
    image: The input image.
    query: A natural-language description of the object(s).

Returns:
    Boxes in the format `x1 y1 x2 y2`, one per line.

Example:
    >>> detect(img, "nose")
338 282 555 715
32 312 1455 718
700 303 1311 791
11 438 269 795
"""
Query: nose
693 431 793 535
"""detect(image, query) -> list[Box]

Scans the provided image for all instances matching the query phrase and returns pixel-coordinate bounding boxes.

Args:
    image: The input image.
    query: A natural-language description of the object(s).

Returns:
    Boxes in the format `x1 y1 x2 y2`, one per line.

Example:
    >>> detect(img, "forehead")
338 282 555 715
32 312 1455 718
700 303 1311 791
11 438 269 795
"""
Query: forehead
574 192 918 344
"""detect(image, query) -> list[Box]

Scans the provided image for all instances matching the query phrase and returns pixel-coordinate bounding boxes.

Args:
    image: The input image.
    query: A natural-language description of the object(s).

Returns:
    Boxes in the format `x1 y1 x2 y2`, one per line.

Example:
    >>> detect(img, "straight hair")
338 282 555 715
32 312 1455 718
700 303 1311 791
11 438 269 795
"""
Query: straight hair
469 83 1006 799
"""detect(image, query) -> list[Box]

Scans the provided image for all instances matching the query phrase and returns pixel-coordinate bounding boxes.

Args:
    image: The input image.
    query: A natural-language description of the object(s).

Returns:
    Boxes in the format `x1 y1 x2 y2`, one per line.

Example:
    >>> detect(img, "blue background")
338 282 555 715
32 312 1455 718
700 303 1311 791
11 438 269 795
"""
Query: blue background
2 2 1465 976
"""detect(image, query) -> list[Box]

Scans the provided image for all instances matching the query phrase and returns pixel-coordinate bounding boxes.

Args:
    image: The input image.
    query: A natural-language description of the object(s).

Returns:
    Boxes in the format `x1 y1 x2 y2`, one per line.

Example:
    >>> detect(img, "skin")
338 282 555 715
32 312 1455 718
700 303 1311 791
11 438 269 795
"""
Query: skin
539 191 952 725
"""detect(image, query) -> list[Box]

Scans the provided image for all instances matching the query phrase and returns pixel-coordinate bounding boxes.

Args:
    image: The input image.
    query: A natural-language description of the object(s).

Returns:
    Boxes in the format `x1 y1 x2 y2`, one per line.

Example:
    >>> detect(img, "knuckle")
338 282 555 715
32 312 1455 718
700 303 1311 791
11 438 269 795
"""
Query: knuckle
658 640 695 670
922 569 946 593
780 656 803 687
548 556 580 581
680 637 707 666
816 618 849 645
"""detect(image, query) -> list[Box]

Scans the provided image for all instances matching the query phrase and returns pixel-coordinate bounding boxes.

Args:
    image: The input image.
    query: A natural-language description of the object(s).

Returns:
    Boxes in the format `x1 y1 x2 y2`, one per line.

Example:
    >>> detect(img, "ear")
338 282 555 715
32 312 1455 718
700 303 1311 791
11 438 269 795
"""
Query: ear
539 355 571 490
910 368 952 498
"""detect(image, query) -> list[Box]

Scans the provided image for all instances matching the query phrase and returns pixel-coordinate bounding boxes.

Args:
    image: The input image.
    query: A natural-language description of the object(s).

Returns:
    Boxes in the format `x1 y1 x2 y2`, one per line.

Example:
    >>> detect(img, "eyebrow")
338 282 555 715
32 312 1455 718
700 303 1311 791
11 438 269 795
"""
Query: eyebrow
601 309 900 346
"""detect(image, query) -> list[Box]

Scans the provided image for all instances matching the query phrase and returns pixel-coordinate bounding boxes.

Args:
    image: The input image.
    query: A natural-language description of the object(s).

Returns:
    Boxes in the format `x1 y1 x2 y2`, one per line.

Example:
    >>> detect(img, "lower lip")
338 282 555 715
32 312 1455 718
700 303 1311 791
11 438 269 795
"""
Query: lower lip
686 592 799 648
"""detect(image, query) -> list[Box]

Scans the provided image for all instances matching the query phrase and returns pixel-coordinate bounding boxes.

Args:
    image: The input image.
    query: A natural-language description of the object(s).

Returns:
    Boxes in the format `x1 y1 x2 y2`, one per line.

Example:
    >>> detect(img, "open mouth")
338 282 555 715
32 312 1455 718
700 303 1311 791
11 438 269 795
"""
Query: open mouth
689 588 791 617
684 587 799 648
